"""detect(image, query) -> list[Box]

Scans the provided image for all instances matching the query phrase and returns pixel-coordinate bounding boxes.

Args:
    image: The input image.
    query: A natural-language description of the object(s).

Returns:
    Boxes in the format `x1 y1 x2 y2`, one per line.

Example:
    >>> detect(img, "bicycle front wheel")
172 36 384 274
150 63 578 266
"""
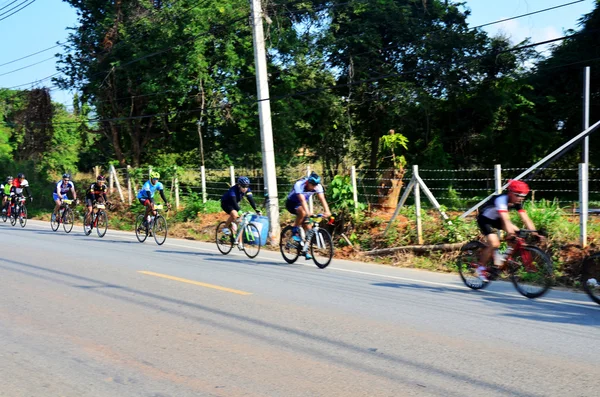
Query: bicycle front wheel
97 211 108 238
135 214 148 243
153 215 168 245
280 225 300 264
19 204 27 228
509 246 553 299
215 221 234 255
241 223 261 259
457 241 490 290
581 253 600 305
83 213 93 235
310 228 333 269
63 208 74 233
51 210 60 231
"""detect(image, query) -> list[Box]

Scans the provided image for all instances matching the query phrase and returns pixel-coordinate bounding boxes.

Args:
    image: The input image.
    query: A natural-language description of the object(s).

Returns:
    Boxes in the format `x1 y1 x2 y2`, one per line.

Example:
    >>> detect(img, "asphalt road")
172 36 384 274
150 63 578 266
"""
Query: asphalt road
1 219 599 397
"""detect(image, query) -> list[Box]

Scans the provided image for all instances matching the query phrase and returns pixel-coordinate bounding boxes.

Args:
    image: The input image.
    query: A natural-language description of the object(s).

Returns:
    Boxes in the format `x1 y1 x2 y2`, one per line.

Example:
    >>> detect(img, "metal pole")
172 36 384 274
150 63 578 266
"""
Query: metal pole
251 0 280 243
580 163 588 247
201 165 207 204
351 166 358 215
230 165 235 186
494 164 502 194
307 165 313 214
583 66 590 164
414 165 423 244
174 166 180 209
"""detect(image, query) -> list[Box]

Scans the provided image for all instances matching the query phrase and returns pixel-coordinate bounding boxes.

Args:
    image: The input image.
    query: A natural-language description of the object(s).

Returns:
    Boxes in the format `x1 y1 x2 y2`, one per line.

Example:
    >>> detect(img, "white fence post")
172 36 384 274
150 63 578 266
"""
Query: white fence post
307 165 313 214
230 165 235 186
108 167 114 194
174 166 180 209
110 165 124 202
580 163 588 247
494 164 502 195
351 166 358 214
201 165 207 203
126 165 132 205
413 165 423 244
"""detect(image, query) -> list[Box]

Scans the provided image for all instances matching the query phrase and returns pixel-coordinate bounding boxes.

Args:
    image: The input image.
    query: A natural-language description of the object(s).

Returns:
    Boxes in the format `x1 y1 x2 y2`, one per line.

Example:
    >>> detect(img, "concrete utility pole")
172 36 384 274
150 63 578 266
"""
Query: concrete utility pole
581 66 591 247
250 0 280 243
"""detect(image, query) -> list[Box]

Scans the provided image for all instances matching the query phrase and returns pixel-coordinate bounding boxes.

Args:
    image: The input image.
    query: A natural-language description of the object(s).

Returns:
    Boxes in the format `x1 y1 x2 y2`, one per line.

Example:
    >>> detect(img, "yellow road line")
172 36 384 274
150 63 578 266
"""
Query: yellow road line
138 271 252 295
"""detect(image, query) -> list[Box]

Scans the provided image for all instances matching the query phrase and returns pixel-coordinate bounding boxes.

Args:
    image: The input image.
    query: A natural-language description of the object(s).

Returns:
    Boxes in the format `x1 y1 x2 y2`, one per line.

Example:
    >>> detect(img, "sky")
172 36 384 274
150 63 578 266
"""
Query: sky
0 0 596 108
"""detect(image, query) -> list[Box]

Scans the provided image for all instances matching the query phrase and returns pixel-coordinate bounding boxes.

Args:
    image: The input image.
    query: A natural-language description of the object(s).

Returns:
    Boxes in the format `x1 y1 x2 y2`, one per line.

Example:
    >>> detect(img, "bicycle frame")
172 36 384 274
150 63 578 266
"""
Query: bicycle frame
232 212 256 245
300 215 334 249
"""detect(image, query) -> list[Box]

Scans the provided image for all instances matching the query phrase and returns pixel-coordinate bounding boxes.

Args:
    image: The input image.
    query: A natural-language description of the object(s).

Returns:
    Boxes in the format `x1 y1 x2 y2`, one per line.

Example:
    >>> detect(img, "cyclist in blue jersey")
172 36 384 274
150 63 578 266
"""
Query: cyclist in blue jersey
285 172 331 258
137 171 171 227
53 173 76 216
220 176 261 238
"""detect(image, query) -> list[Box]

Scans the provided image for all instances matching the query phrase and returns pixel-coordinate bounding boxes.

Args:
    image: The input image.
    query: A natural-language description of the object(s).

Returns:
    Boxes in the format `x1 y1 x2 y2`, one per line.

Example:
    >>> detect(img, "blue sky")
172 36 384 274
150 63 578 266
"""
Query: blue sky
0 0 596 108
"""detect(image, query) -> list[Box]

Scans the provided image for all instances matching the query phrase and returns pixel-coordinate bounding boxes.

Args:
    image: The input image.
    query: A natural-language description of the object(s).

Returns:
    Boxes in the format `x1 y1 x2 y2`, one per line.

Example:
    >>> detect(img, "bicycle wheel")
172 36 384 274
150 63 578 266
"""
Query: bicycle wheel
215 221 234 255
581 253 600 305
63 208 74 233
10 207 17 226
51 210 60 231
96 211 108 238
83 213 93 235
457 241 490 290
310 228 333 269
19 204 27 228
509 246 553 299
153 215 168 245
1 208 6 222
280 225 301 264
241 223 261 259
135 214 148 243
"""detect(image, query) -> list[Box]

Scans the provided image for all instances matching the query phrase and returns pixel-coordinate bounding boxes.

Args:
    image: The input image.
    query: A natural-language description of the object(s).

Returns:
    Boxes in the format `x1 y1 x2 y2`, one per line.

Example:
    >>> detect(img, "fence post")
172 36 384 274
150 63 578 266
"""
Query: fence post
126 165 132 206
580 163 588 247
351 166 358 215
413 165 423 244
174 166 180 209
110 164 124 202
201 165 207 203
108 167 114 194
94 166 100 178
230 166 235 186
494 164 502 194
307 165 313 214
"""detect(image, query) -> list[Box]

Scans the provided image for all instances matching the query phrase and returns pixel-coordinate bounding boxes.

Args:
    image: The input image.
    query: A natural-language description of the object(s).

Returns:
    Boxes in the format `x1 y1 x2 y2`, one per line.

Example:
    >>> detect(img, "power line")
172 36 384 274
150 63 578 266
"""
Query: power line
0 56 54 77
472 0 585 29
0 0 19 12
0 0 36 22
0 43 63 68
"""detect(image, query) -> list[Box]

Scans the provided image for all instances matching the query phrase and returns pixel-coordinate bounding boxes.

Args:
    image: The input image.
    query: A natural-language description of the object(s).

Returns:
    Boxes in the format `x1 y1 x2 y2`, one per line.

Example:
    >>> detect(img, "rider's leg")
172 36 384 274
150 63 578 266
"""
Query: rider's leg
226 210 239 235
481 233 500 267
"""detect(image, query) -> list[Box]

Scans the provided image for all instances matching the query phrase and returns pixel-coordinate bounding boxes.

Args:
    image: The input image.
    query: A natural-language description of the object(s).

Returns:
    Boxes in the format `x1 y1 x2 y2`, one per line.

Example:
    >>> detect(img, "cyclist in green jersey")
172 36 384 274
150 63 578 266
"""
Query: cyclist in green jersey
1 176 14 213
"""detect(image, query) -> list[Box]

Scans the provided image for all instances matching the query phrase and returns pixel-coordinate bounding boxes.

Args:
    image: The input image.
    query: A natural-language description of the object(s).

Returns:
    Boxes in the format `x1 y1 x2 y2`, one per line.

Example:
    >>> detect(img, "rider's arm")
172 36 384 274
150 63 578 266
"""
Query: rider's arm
55 182 61 196
245 193 258 212
316 192 331 217
71 184 77 200
499 211 519 235
296 193 310 215
158 188 168 204
518 211 535 231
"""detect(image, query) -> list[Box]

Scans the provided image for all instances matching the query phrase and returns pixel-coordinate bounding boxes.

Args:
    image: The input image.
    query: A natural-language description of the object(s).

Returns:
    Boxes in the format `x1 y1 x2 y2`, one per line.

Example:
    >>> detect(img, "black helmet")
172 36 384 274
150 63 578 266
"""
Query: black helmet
17 173 24 178
97 175 106 181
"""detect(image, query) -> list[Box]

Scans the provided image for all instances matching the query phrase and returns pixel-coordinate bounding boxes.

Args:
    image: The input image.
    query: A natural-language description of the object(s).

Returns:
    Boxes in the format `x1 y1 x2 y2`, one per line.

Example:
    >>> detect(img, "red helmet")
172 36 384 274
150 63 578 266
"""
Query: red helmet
507 180 530 195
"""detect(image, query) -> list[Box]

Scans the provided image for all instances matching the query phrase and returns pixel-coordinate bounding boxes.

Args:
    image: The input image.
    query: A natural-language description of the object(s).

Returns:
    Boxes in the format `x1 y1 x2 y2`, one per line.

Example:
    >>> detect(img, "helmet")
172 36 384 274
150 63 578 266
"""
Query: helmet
237 176 250 187
97 175 106 182
17 173 24 178
307 172 321 185
6 176 13 182
62 173 71 179
507 180 530 195
150 171 160 179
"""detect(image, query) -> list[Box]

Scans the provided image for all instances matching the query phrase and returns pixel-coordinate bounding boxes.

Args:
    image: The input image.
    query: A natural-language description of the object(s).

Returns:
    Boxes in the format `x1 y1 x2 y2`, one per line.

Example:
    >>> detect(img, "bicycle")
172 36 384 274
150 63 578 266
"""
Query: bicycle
7 196 28 228
280 214 335 269
457 229 553 299
581 251 600 305
215 211 261 259
135 204 168 245
51 199 77 233
84 202 110 238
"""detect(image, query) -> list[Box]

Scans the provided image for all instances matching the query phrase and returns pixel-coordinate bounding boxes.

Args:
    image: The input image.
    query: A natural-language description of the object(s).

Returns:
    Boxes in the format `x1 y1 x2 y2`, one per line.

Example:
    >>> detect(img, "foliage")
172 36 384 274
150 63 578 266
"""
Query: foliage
327 175 365 213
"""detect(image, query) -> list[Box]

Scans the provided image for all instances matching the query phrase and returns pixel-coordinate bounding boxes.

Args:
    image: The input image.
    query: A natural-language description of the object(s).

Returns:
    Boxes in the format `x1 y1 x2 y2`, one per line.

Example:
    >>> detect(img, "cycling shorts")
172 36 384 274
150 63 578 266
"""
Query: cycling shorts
477 215 503 236
139 197 154 206
285 198 301 215
221 202 237 215
53 193 68 201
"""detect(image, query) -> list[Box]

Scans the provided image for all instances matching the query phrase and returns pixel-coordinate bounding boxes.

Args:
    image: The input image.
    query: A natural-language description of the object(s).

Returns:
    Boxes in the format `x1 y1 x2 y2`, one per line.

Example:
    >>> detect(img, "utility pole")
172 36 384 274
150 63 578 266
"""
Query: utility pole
581 66 591 247
250 0 280 244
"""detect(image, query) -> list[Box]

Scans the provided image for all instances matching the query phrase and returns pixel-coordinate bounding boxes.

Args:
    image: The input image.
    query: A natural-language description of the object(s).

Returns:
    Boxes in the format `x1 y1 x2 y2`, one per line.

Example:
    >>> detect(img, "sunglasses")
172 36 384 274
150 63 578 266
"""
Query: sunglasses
514 193 527 197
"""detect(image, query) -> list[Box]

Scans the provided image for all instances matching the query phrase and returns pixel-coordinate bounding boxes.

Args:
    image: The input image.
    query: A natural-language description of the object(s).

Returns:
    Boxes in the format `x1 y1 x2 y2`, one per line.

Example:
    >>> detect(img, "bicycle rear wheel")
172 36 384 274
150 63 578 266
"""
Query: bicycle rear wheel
509 246 553 299
457 241 490 290
280 225 301 264
10 208 17 226
215 221 234 255
63 208 74 233
83 213 93 235
581 253 600 305
96 211 108 238
135 214 148 243
310 229 333 269
241 223 261 259
51 210 60 231
153 215 168 245
19 204 27 228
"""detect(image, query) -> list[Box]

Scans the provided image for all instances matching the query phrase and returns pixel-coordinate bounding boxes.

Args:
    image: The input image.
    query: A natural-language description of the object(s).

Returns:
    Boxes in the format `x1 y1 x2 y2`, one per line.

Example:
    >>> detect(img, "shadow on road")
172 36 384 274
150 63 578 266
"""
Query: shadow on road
371 282 466 295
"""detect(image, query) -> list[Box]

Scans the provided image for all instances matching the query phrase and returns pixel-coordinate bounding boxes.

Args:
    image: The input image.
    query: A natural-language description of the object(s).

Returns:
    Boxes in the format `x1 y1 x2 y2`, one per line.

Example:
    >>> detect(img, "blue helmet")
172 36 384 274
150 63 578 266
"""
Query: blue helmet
307 172 321 185
237 176 250 187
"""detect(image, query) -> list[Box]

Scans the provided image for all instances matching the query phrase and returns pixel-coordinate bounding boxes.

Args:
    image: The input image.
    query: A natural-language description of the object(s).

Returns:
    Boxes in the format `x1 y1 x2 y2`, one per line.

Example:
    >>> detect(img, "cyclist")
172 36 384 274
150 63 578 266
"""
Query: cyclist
137 171 170 228
53 173 76 219
85 175 109 218
475 179 540 282
11 173 32 214
1 176 13 213
220 176 261 239
285 172 331 259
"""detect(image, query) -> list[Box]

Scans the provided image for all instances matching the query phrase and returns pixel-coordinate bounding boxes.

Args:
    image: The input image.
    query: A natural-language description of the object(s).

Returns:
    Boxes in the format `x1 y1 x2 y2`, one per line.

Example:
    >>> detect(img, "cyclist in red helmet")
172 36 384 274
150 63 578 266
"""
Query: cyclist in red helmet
475 179 540 281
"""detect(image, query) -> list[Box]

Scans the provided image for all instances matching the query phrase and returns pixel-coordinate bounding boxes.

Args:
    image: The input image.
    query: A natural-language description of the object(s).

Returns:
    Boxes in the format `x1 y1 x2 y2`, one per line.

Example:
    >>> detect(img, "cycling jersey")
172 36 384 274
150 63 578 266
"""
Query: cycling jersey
137 180 165 199
54 180 74 195
479 194 524 220
13 178 29 195
86 182 107 197
286 178 324 205
1 183 11 196
220 185 257 213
